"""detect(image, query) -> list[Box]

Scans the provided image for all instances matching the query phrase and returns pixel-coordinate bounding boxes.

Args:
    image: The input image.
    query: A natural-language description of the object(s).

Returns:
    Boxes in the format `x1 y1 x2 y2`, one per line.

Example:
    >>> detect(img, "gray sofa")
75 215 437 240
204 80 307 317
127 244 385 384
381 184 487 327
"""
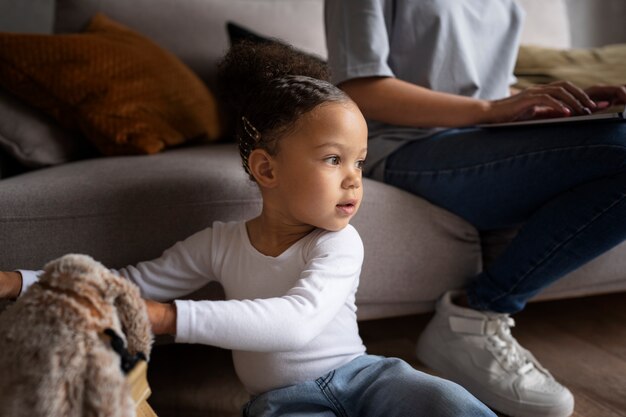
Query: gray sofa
1 1 626 416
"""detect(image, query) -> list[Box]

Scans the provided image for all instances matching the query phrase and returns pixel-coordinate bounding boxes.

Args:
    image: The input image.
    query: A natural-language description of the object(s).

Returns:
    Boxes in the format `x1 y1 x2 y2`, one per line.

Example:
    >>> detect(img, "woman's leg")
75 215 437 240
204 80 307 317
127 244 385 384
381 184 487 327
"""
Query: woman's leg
384 121 626 312
384 120 626 417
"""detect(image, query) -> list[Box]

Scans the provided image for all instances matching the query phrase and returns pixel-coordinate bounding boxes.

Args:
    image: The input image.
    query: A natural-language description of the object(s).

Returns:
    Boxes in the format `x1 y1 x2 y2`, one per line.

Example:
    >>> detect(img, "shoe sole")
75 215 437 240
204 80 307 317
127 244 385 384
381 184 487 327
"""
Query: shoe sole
416 336 574 417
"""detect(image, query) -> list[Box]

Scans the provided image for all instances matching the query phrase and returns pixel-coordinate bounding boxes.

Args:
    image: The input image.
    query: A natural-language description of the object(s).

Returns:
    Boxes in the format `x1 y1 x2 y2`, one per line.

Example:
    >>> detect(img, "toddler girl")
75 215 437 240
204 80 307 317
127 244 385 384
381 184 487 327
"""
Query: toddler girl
1 40 495 417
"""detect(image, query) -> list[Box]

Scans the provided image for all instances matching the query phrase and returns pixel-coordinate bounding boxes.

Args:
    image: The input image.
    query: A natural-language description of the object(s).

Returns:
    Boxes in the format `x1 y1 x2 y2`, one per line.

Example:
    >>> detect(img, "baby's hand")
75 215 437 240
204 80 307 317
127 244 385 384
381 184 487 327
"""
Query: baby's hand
0 271 22 299
143 299 177 336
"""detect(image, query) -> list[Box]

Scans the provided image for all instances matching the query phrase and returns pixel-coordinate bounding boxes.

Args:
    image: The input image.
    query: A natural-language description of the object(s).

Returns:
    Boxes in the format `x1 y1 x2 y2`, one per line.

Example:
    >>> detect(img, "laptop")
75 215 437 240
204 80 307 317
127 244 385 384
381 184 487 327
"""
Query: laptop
480 104 626 128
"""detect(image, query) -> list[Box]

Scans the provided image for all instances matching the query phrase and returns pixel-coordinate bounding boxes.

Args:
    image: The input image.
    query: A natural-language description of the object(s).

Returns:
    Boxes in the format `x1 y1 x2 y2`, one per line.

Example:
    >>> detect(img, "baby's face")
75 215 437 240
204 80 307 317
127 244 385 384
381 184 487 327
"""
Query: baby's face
272 101 368 232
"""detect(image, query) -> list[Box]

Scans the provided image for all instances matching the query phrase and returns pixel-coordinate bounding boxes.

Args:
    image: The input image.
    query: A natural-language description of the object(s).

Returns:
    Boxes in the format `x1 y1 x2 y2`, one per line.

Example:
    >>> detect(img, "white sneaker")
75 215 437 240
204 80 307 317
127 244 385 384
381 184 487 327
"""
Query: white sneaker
416 291 574 417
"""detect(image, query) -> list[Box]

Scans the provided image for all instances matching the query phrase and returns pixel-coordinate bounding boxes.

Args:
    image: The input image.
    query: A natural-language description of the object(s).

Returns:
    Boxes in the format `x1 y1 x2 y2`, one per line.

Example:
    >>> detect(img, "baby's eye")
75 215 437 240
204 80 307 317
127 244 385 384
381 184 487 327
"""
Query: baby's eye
356 159 366 170
324 156 340 165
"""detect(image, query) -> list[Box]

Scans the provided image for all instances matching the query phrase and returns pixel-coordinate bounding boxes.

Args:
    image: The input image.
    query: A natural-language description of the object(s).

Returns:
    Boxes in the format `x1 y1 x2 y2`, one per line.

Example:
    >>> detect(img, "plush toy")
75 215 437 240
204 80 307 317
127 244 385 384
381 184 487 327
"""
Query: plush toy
0 254 154 417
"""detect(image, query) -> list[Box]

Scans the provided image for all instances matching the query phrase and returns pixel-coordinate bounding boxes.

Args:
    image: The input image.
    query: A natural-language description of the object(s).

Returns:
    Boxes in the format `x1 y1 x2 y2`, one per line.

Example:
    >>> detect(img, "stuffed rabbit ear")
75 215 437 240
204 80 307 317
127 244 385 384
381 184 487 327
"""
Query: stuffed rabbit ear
41 253 103 289
106 272 154 360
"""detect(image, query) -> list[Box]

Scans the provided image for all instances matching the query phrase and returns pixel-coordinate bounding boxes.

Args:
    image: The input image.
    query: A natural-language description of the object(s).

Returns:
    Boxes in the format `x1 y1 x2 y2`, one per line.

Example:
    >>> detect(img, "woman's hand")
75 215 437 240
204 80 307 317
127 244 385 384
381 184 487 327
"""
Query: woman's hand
584 85 626 109
485 81 599 124
144 299 177 336
341 77 624 128
0 271 22 299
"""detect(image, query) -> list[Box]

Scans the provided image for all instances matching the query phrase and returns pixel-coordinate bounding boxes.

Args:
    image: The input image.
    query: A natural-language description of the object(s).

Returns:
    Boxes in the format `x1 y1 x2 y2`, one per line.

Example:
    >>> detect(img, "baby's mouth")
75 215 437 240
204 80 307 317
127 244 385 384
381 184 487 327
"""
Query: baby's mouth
336 200 357 215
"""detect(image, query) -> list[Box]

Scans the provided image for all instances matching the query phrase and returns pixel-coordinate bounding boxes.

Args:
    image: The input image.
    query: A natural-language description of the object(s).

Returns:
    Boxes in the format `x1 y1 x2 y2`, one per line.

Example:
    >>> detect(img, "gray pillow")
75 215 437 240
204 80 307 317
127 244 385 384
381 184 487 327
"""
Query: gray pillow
0 0 54 34
0 89 90 168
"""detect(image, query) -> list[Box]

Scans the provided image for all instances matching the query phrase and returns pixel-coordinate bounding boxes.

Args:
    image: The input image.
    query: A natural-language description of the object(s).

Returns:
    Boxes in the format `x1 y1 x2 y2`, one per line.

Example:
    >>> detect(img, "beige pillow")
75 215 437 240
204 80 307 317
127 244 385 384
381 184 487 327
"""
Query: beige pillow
515 44 626 89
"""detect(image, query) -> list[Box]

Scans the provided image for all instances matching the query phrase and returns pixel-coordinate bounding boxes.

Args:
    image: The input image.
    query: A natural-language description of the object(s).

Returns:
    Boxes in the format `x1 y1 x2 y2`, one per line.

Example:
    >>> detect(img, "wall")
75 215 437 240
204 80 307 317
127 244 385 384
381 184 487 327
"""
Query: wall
567 0 626 47
0 0 624 46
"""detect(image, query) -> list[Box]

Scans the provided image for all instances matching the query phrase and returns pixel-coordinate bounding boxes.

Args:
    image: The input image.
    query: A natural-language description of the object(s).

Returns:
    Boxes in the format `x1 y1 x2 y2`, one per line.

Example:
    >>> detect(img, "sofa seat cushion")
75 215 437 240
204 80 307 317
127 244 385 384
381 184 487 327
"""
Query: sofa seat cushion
0 143 482 318
0 144 261 270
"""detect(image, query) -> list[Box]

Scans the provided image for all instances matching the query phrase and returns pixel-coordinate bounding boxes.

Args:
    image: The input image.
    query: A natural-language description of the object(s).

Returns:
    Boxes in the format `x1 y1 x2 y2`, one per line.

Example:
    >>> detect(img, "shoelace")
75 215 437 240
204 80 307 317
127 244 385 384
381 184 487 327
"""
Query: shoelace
486 316 535 375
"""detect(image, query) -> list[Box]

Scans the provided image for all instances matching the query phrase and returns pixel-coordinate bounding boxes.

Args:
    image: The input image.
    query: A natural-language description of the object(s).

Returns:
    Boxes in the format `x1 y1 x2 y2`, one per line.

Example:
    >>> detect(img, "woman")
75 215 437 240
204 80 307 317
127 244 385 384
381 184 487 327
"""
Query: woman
325 1 626 416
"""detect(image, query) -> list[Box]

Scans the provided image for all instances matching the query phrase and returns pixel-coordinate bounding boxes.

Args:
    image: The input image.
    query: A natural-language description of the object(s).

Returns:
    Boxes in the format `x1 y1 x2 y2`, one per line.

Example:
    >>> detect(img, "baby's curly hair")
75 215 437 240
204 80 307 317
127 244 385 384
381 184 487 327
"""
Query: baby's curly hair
216 40 350 180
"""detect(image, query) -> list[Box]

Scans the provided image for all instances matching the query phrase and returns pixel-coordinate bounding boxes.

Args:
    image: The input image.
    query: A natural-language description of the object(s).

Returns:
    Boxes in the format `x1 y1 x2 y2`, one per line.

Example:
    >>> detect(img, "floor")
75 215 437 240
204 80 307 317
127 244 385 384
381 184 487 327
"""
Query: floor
359 291 626 417
147 291 626 417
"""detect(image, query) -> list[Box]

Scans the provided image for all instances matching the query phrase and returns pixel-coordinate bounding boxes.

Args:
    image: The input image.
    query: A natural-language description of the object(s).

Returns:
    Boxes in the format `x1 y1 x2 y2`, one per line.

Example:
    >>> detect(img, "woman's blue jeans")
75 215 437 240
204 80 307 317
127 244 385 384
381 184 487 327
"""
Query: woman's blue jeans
243 355 495 417
384 121 626 313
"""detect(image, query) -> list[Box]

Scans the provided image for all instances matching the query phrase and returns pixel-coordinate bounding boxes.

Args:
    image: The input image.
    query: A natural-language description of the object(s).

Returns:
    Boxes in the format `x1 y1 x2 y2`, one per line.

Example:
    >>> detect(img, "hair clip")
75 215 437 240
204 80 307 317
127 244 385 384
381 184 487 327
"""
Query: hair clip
241 116 261 142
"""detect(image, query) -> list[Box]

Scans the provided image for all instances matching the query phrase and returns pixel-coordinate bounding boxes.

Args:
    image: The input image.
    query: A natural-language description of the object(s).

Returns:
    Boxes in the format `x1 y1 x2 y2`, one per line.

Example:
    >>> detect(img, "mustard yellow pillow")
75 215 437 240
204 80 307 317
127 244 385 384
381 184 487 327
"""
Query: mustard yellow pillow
0 14 221 156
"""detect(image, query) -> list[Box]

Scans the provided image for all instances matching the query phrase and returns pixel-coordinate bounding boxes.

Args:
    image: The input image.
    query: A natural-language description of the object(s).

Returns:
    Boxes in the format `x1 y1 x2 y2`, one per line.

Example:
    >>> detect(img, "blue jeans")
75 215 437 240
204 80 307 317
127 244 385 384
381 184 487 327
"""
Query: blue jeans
243 355 495 417
384 120 626 313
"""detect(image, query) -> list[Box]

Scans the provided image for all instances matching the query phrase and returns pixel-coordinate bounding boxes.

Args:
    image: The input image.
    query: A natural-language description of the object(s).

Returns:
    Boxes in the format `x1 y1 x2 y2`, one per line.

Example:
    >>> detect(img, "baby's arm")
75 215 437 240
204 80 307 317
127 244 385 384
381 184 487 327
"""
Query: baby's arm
0 271 22 299
115 226 217 302
114 227 217 336
144 299 177 335
175 226 364 351
2 268 178 335
9 226 217 302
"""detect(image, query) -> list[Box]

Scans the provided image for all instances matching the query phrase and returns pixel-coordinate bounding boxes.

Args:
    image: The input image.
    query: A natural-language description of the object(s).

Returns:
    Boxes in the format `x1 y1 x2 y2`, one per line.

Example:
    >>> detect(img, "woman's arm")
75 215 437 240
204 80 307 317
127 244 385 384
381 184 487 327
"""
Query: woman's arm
341 77 600 127
341 77 490 126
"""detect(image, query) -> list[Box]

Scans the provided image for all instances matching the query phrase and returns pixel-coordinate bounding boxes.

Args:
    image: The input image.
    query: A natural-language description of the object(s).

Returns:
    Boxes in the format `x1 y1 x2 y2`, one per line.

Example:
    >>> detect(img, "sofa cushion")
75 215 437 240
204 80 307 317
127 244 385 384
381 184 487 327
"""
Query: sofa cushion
226 21 326 66
227 22 272 45
517 0 571 49
54 0 327 86
514 43 626 89
0 0 54 34
0 89 94 168
0 14 221 156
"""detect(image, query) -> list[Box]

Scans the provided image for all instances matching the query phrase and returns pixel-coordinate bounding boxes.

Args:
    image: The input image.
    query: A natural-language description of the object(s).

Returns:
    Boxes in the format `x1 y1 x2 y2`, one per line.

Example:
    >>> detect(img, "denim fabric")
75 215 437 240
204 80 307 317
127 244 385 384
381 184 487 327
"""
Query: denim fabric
243 354 495 417
384 120 626 313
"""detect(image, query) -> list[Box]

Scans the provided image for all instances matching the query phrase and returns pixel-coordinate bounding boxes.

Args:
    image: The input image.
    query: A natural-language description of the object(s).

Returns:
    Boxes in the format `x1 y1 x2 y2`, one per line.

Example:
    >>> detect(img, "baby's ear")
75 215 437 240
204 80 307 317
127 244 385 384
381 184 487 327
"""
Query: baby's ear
248 148 277 188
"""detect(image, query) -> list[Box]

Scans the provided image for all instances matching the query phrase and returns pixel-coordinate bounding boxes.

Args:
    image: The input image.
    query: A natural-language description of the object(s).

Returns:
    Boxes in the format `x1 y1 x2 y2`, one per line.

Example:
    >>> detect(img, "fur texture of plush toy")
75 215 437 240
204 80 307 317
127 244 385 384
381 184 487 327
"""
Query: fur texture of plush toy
0 254 153 417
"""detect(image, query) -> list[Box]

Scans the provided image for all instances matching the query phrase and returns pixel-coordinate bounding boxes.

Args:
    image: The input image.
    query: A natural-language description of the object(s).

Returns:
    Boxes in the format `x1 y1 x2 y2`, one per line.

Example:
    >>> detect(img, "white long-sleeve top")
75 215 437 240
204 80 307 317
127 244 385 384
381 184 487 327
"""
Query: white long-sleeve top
20 221 366 394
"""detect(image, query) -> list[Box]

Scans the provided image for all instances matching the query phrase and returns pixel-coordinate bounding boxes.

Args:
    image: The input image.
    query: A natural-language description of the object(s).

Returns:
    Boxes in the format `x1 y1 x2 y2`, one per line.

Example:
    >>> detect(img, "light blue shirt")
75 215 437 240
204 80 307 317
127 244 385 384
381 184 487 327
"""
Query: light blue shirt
325 0 525 179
